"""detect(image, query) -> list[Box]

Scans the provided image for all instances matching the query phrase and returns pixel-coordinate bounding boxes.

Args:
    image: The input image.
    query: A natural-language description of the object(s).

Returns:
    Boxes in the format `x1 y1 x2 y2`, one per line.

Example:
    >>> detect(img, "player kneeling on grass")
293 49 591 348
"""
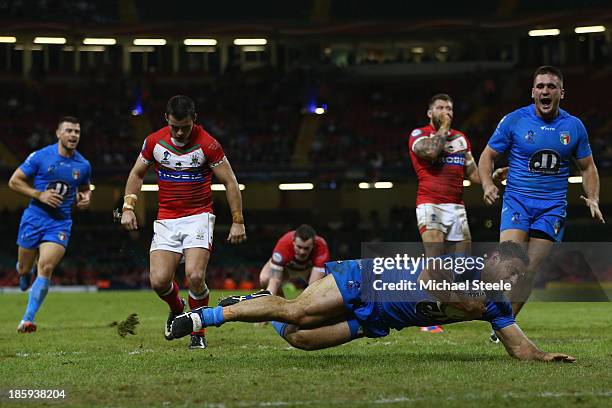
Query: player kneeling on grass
171 241 574 362
259 225 329 295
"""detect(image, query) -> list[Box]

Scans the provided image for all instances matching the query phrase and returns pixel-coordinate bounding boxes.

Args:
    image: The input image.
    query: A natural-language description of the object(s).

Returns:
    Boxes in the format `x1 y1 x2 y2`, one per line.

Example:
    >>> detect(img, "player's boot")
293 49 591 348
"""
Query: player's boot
17 262 36 292
419 325 444 333
218 289 271 307
489 330 500 344
17 320 37 333
164 298 186 341
189 332 207 350
171 308 204 339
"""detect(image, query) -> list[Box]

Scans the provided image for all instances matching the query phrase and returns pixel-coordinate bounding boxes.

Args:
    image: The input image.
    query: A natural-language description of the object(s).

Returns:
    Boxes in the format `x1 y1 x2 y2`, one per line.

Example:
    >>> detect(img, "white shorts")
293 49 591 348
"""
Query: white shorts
150 212 216 254
416 203 471 242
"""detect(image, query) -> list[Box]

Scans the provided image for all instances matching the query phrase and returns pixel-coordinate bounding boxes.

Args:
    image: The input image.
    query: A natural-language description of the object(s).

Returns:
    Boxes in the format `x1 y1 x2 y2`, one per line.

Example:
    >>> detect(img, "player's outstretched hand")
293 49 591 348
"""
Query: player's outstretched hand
580 195 605 223
483 183 499 205
121 210 138 231
38 190 63 208
540 352 576 363
227 223 247 244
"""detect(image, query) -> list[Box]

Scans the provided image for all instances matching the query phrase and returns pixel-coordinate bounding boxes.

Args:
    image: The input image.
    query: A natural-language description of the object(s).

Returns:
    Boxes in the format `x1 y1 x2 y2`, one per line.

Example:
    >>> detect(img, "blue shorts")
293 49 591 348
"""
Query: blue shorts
17 207 72 249
325 260 390 339
500 193 566 242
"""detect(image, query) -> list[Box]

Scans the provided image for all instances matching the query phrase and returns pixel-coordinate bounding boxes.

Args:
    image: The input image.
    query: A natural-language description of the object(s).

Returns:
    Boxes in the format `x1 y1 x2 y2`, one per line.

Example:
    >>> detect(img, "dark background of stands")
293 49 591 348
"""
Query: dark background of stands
1 0 611 288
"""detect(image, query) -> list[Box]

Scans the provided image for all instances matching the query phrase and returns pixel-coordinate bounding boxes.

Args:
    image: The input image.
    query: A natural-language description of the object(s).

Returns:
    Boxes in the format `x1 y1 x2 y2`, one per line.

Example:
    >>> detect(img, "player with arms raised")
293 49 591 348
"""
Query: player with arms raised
121 95 246 349
9 116 92 333
479 66 604 341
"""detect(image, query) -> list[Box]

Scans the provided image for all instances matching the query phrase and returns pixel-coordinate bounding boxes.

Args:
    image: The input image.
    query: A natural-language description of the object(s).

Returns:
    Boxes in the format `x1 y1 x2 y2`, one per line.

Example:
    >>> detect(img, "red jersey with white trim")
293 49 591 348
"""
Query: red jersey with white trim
140 125 225 220
408 124 472 205
270 231 330 272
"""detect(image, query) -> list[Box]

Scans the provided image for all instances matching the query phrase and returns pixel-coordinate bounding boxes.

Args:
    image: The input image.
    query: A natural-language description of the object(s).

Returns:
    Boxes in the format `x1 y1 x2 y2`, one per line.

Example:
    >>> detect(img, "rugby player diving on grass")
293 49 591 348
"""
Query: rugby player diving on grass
171 241 575 362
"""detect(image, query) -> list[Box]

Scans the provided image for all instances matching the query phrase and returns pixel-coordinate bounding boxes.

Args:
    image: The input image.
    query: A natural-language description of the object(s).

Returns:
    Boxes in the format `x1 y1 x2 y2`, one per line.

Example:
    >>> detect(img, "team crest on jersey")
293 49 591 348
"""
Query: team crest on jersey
411 129 422 137
190 153 200 166
559 131 570 145
524 130 535 144
161 151 171 165
72 169 80 180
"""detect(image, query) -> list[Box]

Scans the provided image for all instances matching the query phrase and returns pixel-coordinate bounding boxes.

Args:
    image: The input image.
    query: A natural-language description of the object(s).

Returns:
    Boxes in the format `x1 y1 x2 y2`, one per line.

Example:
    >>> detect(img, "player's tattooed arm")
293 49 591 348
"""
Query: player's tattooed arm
412 132 449 161
496 323 576 362
412 114 451 161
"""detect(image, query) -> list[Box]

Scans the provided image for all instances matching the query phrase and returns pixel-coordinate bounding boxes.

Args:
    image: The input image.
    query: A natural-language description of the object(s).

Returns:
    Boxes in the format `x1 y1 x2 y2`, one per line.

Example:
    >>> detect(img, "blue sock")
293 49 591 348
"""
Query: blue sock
271 321 288 337
201 306 225 327
23 276 50 322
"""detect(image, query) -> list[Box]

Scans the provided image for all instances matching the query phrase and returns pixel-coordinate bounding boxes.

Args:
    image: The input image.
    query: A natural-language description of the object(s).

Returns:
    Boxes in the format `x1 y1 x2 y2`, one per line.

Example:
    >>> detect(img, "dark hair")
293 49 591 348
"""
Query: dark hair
498 241 530 267
166 95 196 120
58 116 79 128
428 93 453 109
294 224 316 242
533 65 563 85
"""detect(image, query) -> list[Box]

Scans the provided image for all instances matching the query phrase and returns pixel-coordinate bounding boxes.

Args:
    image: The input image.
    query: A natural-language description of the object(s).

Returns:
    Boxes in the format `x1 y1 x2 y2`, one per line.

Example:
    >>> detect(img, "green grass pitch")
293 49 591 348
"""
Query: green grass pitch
1 291 610 407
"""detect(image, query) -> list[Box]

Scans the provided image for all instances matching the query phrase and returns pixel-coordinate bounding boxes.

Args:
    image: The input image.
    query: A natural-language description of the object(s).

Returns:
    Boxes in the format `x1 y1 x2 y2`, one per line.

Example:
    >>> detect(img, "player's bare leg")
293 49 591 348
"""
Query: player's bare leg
150 250 185 340
446 240 472 256
171 274 347 338
18 242 65 333
419 229 445 333
17 246 38 291
183 247 211 349
511 237 554 316
282 320 357 351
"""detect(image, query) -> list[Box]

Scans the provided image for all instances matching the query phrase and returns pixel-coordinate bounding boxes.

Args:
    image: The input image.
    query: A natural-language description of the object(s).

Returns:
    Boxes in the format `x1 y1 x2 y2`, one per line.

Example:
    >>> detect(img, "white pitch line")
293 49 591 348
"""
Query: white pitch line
204 390 612 407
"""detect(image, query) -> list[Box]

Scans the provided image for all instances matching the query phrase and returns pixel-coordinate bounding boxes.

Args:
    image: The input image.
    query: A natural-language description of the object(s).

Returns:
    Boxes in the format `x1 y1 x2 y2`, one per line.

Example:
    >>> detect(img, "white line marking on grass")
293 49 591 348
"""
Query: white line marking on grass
222 390 612 407
128 348 155 355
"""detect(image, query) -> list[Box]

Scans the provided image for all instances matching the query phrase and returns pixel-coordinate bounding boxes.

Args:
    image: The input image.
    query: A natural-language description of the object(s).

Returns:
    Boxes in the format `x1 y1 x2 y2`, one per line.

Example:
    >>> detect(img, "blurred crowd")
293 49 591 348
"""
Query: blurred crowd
1 67 612 174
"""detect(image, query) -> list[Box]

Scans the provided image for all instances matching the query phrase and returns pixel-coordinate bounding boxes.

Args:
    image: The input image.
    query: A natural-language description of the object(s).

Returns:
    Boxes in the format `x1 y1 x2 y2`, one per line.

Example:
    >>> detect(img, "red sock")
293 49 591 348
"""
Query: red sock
159 281 184 314
189 289 209 335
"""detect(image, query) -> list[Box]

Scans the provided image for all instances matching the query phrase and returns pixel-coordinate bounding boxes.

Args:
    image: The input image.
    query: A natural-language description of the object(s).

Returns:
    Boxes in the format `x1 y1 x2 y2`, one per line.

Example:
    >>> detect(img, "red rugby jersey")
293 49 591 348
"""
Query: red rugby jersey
140 125 225 220
271 231 330 272
408 124 472 205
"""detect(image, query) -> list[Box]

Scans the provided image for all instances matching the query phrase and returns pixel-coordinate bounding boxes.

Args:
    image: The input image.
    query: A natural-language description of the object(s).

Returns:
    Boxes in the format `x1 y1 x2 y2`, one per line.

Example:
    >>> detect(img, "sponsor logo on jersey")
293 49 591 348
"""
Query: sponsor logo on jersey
559 131 570 145
511 212 521 224
58 232 67 241
272 252 284 264
411 129 422 137
540 125 555 131
524 130 535 143
174 161 183 170
157 169 204 182
528 149 561 174
46 181 70 197
438 154 466 166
